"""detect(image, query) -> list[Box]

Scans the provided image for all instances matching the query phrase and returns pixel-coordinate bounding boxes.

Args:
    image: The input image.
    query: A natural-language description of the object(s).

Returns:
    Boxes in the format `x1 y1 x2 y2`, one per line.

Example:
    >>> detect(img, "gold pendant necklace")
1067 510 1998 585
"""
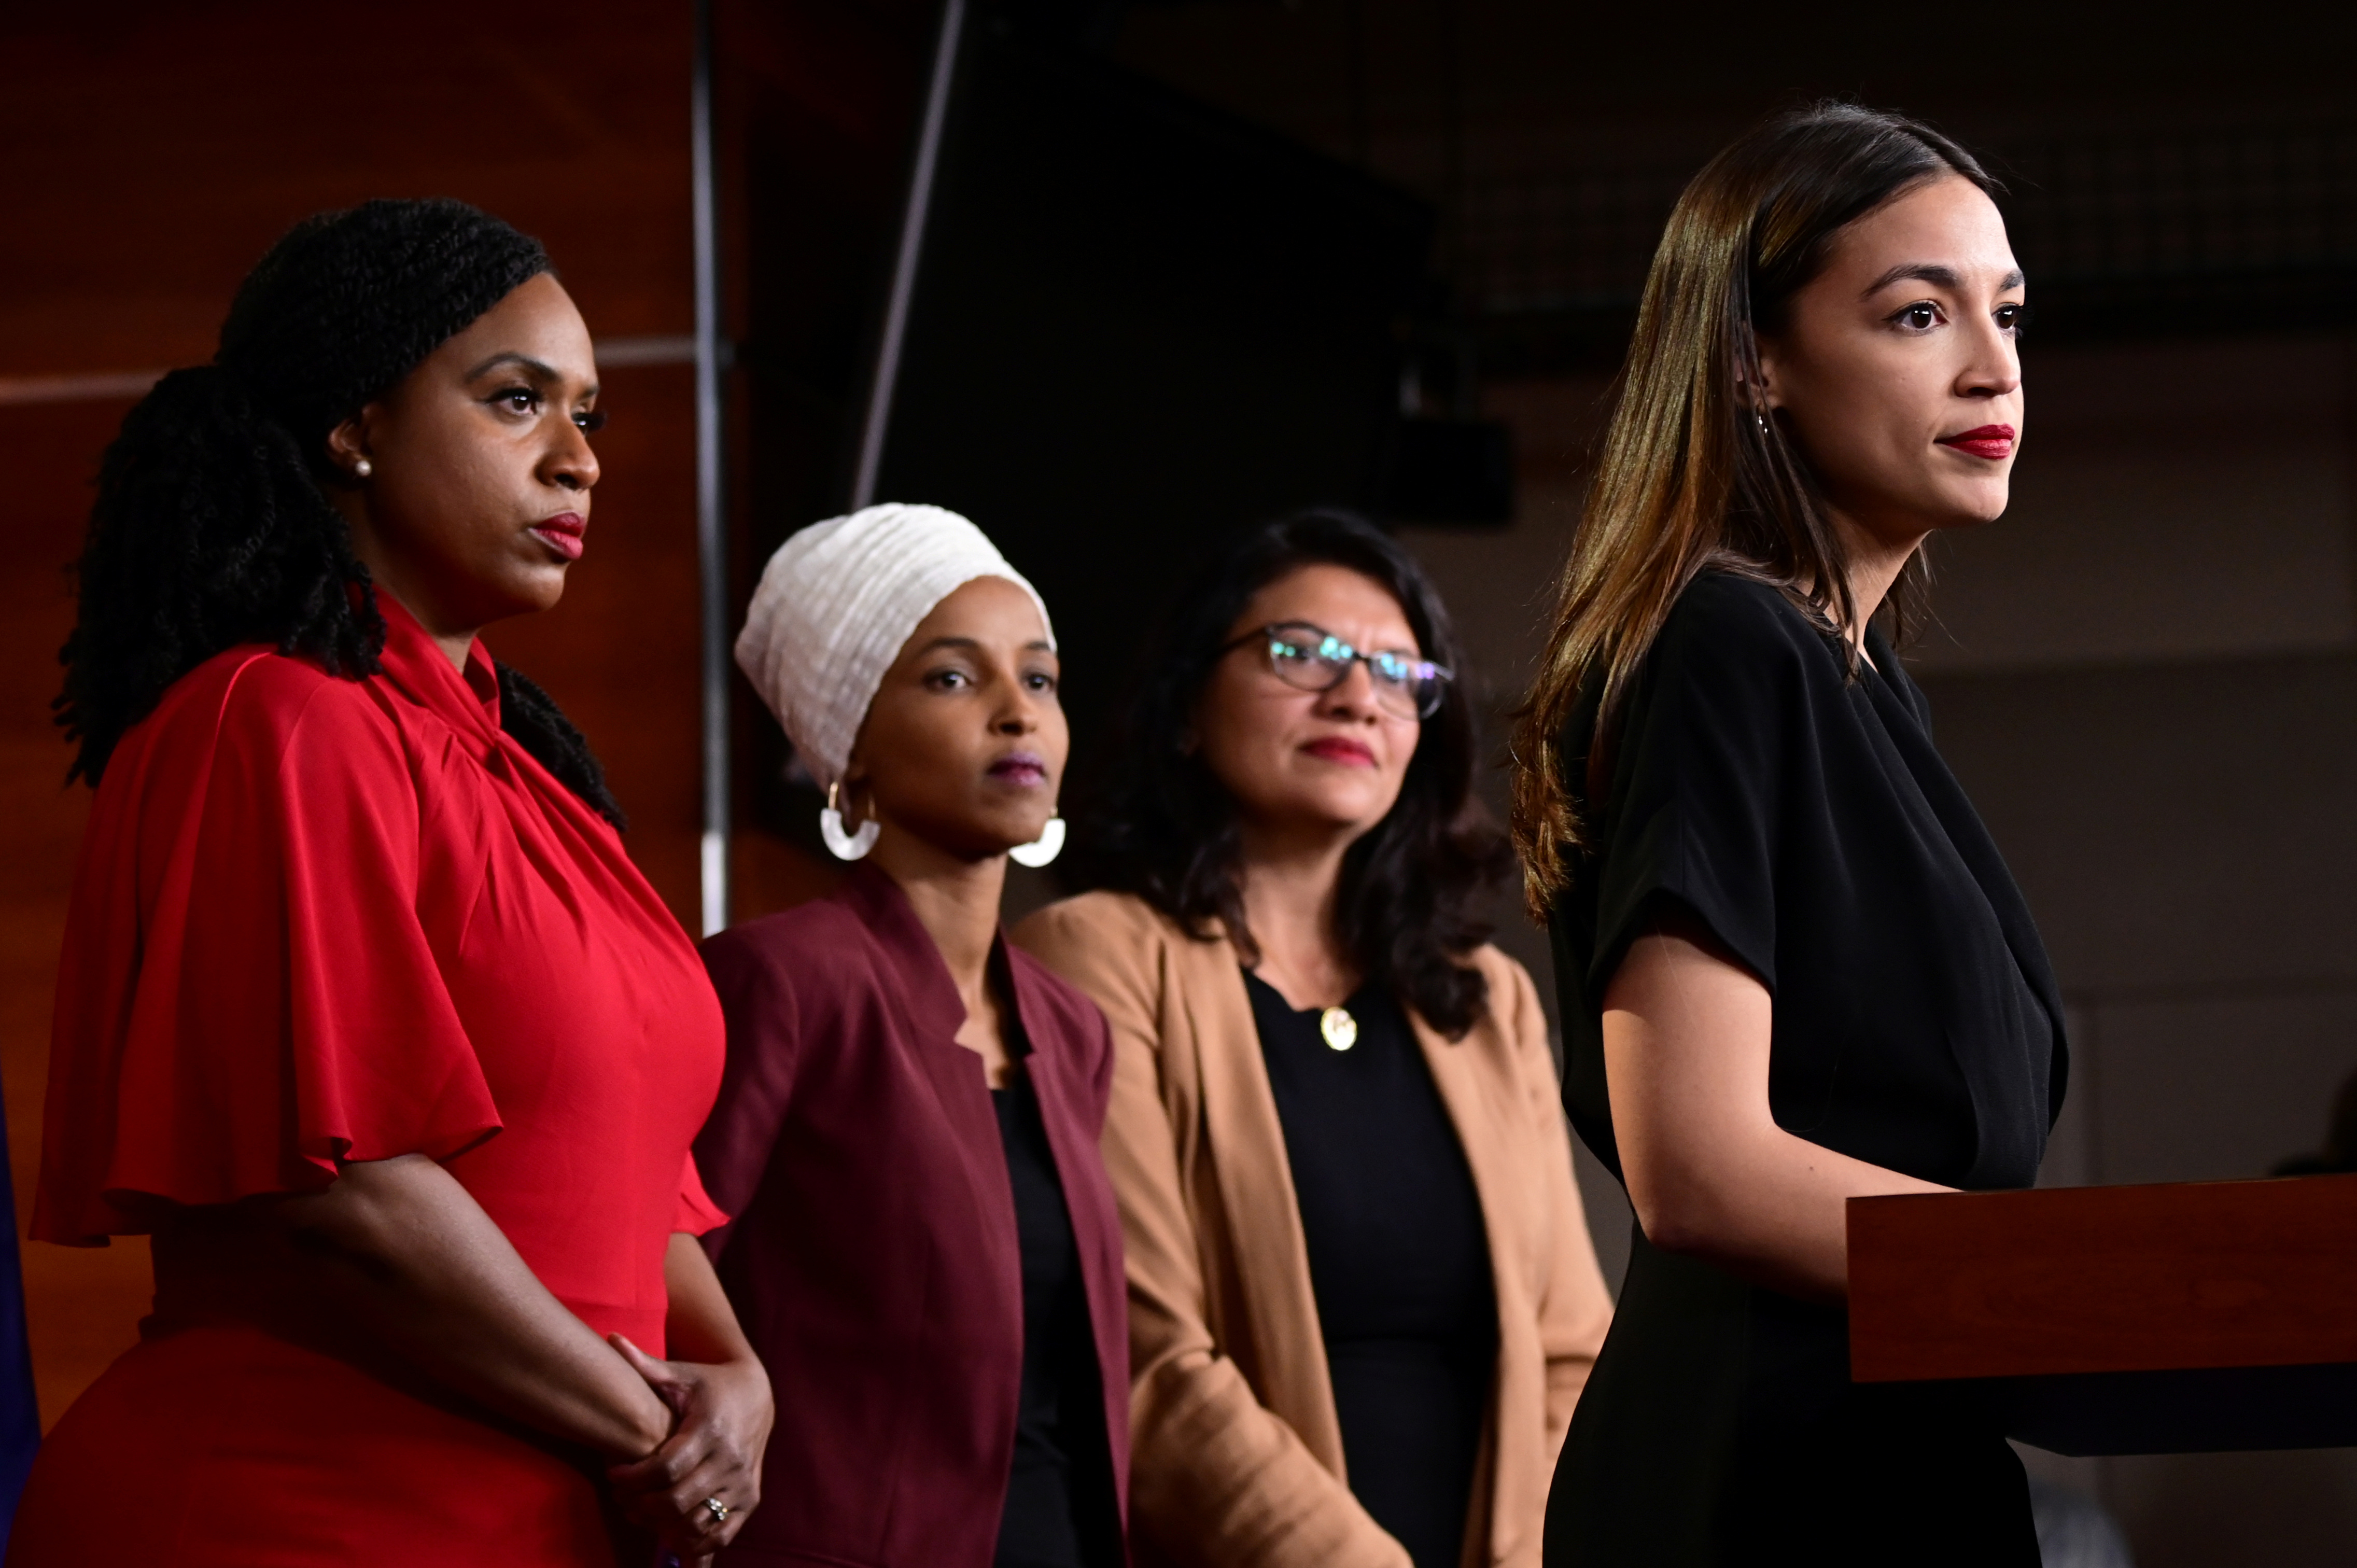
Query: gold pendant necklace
1319 1005 1358 1052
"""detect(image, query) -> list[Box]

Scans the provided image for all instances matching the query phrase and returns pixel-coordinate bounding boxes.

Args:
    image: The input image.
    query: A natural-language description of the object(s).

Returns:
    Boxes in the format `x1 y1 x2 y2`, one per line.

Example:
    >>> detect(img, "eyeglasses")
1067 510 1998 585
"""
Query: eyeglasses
1222 621 1453 720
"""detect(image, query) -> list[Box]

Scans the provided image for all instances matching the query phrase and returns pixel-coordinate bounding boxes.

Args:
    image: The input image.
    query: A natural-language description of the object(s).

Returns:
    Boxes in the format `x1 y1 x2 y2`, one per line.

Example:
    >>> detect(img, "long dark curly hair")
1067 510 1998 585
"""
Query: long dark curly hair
1069 510 1512 1038
55 197 623 825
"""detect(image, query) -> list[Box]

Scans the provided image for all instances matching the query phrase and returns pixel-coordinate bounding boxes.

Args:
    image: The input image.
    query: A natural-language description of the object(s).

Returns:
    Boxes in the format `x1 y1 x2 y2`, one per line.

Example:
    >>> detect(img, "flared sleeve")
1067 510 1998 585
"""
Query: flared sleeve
35 653 502 1244
1586 573 1808 996
672 1151 729 1235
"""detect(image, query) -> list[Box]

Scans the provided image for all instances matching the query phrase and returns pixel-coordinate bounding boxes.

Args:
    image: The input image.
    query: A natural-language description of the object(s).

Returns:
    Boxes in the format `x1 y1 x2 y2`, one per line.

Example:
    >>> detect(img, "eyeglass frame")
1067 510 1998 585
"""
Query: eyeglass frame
1217 620 1454 720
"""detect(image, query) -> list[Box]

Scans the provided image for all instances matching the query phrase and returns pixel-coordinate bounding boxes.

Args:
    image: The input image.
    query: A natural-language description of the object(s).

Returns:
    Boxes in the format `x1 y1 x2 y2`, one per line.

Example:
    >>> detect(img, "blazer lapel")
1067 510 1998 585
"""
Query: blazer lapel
1413 1003 1531 1346
1003 956 1135 1505
843 869 1021 1306
1412 1000 1530 1563
1179 932 1349 1474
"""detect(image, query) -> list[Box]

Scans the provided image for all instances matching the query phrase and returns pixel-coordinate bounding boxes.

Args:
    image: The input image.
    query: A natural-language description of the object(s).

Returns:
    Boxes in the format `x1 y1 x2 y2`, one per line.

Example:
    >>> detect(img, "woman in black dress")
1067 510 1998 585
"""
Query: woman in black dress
1512 105 2065 1564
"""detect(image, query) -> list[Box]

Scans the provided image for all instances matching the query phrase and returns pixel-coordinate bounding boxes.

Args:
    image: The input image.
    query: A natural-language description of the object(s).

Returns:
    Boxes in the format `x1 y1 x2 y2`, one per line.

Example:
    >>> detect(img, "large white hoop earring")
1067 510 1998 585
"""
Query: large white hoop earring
820 780 879 862
1009 816 1065 869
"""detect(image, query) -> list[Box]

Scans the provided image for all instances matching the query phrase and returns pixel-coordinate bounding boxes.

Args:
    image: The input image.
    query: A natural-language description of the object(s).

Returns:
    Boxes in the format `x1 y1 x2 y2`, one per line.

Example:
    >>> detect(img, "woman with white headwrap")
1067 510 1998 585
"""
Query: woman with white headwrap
693 505 1130 1568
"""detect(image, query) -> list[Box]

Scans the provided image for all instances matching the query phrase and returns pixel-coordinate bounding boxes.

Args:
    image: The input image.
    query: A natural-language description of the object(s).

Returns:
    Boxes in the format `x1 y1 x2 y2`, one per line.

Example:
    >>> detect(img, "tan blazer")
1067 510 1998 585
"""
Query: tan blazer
1015 892 1614 1568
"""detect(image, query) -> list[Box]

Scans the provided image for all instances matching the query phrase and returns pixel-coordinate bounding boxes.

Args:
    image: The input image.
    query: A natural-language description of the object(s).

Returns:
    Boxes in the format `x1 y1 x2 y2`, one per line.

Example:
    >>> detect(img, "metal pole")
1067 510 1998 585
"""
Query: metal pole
851 0 967 507
692 0 731 936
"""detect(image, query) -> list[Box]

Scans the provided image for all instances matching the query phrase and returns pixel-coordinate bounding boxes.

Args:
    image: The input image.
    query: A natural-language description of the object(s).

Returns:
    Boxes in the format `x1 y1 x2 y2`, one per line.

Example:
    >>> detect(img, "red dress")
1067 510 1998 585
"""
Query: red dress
11 599 727 1566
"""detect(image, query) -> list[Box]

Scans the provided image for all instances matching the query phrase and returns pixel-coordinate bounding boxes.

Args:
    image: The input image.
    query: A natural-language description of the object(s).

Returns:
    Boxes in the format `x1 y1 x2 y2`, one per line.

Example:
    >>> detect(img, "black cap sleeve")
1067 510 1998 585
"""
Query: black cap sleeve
1588 575 1817 998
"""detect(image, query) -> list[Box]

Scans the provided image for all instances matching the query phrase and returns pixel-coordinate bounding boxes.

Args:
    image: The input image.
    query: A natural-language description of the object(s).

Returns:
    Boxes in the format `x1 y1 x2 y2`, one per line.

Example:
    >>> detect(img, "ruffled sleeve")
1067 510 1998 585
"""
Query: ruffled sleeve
672 1151 728 1235
35 652 502 1244
1586 573 1808 996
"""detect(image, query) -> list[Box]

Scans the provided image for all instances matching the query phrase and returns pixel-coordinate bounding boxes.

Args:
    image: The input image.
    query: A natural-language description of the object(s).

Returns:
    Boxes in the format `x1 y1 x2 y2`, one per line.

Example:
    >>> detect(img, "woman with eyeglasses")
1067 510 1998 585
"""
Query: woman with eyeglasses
1017 511 1613 1568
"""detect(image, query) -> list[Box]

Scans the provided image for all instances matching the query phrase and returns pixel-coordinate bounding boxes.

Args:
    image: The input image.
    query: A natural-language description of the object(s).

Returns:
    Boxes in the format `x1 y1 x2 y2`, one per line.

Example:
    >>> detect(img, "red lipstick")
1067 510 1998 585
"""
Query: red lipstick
529 512 586 562
1303 736 1376 767
1937 424 2016 461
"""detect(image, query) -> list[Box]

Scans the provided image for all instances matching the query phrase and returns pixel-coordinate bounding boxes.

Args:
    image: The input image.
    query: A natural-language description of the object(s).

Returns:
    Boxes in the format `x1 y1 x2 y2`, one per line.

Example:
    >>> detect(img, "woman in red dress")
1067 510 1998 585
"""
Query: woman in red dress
12 200 770 1566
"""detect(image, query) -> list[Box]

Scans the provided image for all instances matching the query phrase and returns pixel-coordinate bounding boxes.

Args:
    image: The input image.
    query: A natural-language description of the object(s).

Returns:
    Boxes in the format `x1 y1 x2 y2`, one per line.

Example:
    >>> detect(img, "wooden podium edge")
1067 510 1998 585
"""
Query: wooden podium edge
1847 1175 2357 1384
1846 1176 2357 1454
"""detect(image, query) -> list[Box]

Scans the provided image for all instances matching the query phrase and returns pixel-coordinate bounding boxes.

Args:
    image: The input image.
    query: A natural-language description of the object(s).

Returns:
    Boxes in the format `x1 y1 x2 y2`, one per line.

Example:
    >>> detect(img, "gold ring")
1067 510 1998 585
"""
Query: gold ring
703 1496 729 1525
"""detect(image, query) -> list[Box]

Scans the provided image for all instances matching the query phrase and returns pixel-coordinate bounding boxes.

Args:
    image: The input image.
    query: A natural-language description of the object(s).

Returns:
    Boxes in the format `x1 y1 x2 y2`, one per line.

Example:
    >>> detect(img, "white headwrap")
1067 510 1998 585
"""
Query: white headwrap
734 503 1056 791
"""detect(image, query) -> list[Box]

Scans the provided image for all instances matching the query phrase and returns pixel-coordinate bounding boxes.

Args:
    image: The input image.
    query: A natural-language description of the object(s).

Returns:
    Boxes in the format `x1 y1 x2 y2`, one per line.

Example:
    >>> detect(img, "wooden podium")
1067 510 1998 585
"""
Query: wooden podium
1848 1174 2357 1455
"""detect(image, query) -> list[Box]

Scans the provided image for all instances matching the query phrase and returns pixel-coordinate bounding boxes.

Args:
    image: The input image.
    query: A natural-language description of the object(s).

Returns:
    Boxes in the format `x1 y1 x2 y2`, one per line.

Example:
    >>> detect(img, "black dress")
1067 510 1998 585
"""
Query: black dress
992 1064 1124 1568
1542 572 2067 1567
1245 971 1496 1568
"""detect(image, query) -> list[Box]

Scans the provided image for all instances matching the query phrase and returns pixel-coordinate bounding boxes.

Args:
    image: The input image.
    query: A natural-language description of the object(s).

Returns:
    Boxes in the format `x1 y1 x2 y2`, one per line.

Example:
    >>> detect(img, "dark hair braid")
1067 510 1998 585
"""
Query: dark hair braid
496 666 624 830
56 197 625 828
65 365 384 784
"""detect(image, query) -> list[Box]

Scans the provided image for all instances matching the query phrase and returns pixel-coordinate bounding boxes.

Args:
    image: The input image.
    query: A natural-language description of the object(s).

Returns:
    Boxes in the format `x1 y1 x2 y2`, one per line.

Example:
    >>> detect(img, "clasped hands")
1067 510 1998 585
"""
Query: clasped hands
606 1334 774 1566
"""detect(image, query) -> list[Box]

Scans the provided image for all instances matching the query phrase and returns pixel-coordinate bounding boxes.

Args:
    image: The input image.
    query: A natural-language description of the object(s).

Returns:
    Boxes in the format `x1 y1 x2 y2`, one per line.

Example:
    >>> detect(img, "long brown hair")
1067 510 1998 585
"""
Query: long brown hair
1509 103 1996 917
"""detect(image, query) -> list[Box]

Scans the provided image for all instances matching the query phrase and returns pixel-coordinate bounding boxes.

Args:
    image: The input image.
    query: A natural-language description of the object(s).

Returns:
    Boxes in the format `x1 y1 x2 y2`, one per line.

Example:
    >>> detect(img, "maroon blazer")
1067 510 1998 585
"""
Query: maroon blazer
696 864 1131 1568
